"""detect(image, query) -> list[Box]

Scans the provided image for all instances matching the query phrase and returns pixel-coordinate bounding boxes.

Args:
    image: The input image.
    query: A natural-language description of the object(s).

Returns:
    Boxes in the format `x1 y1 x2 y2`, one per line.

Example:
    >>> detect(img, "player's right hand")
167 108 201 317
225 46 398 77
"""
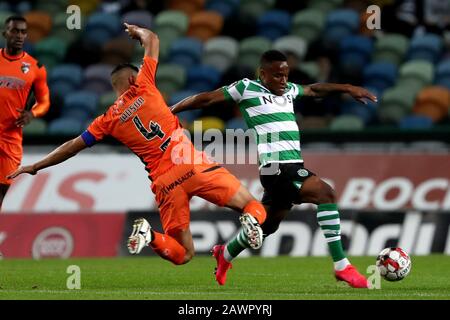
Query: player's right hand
6 165 37 179
124 23 154 42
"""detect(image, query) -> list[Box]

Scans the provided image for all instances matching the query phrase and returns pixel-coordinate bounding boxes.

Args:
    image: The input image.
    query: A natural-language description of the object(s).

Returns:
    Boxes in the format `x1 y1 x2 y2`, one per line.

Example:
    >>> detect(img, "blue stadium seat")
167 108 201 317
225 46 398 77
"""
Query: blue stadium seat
435 59 450 89
339 35 373 74
169 37 203 69
257 10 291 41
121 10 153 29
48 117 84 135
408 33 443 64
63 91 99 119
49 64 83 97
84 13 121 45
226 117 247 130
323 9 359 49
169 89 202 123
82 64 114 95
399 115 433 129
363 62 398 92
206 0 240 18
186 65 221 92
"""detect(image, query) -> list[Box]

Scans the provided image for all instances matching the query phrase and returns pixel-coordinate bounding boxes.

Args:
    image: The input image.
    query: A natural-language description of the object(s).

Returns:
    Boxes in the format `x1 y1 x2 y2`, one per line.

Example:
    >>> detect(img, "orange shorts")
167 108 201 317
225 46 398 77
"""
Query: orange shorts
0 143 21 185
151 163 241 235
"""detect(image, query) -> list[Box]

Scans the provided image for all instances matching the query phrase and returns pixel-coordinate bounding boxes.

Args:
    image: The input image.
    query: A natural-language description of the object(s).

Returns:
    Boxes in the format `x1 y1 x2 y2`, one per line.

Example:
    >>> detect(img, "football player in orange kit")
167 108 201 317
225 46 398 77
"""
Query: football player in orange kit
0 16 50 210
8 23 266 285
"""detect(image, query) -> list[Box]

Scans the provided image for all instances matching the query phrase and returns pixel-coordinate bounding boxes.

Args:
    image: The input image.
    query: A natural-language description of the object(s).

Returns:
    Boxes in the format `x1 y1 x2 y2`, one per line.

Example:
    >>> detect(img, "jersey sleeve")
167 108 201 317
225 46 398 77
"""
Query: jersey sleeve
292 83 304 100
81 113 111 147
30 65 50 117
222 79 247 103
136 55 157 88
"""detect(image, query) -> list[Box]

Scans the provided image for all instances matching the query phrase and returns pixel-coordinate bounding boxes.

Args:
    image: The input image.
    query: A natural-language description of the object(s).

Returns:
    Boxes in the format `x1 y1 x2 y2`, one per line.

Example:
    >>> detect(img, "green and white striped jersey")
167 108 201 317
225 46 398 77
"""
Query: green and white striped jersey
222 78 304 167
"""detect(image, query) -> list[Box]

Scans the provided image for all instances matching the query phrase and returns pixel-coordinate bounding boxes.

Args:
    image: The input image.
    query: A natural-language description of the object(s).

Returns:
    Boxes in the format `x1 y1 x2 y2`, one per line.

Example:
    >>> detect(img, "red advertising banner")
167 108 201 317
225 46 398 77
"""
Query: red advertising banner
225 153 450 211
0 214 126 258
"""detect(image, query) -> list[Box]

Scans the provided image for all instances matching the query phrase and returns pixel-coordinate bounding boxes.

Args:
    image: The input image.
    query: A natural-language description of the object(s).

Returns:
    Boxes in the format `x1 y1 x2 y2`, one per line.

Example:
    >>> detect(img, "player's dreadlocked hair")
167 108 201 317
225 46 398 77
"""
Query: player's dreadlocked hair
111 63 139 75
260 50 287 67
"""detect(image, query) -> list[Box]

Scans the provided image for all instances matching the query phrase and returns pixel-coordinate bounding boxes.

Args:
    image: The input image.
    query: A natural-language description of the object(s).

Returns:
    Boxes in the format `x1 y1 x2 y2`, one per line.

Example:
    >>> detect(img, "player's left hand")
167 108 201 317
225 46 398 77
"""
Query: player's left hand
15 108 34 127
6 165 37 180
347 86 378 105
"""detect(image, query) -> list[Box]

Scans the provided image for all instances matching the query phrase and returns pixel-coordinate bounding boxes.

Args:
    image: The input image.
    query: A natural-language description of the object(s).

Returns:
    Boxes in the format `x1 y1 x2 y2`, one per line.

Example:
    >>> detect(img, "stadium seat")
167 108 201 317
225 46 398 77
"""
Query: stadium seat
273 35 307 62
377 85 417 123
35 2 66 16
206 0 240 18
308 0 344 13
51 12 82 45
82 64 114 95
73 0 98 16
121 10 153 29
84 13 121 46
49 64 83 97
291 9 325 44
202 36 239 72
434 59 450 89
239 0 276 20
329 115 364 131
186 64 221 92
340 99 376 125
23 11 52 43
169 0 205 16
412 86 450 122
189 116 225 132
339 35 374 75
23 118 47 135
169 90 202 123
397 60 434 90
226 116 247 130
168 37 203 68
237 36 272 70
373 33 409 65
98 91 116 115
153 10 190 60
156 63 187 97
63 91 99 119
48 117 84 135
101 38 134 65
257 10 291 41
363 62 398 92
399 115 433 129
407 33 443 64
298 62 321 81
34 36 68 70
322 9 359 49
298 116 329 129
187 11 224 42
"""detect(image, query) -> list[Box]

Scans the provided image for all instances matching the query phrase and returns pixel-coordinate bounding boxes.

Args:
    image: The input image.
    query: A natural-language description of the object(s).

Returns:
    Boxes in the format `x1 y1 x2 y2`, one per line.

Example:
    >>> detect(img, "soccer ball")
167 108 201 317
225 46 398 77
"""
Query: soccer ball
376 247 412 281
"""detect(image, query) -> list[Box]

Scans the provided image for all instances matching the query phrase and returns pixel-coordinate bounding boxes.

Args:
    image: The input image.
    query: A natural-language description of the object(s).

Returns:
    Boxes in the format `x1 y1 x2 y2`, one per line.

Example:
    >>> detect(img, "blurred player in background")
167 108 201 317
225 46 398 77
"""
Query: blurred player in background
0 16 50 211
171 50 378 288
8 24 267 281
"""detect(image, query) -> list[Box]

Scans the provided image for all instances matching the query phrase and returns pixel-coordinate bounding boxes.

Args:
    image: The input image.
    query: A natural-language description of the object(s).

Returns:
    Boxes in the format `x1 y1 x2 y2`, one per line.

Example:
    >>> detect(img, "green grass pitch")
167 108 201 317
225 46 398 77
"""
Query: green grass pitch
1 256 450 300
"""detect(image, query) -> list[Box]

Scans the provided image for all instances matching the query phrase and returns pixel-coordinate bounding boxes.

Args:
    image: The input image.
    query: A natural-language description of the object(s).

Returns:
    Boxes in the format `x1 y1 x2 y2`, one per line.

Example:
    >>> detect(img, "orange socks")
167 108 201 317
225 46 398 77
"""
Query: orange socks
243 200 266 225
150 231 186 265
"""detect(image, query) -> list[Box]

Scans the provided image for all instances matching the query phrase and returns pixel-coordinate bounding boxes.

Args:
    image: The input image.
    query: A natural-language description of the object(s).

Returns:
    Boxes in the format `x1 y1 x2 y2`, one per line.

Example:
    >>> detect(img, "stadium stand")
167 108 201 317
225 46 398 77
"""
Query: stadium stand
1 0 447 137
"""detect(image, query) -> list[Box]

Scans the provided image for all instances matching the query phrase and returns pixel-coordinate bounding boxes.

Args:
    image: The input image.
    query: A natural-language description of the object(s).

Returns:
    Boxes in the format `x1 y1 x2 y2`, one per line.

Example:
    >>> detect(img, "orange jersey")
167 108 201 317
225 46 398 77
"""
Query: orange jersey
0 48 50 148
83 56 209 181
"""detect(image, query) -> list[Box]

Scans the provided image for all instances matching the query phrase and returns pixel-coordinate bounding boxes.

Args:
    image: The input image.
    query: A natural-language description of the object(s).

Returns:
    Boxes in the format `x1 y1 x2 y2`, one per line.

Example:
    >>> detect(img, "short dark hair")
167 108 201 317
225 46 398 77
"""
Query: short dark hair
4 15 27 27
260 50 287 67
111 63 139 76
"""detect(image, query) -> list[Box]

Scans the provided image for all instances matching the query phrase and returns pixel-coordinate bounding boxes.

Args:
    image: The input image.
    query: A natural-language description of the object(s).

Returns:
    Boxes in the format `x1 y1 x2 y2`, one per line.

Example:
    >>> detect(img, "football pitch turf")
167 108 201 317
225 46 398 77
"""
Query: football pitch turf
1 256 450 300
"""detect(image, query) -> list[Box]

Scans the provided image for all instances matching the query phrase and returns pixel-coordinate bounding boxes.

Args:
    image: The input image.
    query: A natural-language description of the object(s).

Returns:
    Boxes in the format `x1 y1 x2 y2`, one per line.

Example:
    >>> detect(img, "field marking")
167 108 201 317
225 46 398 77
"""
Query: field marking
1 289 450 298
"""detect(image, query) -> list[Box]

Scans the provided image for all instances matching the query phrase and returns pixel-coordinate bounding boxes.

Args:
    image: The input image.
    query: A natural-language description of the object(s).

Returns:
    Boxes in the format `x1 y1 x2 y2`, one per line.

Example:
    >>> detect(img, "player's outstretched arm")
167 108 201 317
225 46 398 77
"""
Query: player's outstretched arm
6 136 87 179
124 23 159 62
170 88 226 114
302 83 378 104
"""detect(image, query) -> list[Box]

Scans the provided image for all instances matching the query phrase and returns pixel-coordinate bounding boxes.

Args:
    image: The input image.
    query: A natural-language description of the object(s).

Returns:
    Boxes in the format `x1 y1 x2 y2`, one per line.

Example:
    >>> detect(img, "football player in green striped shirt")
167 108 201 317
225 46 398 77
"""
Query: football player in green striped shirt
171 50 377 288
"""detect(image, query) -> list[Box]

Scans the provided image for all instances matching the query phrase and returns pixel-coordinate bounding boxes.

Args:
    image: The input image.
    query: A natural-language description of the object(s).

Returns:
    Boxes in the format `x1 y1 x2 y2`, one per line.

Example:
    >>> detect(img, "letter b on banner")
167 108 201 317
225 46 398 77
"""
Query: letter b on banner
66 265 81 289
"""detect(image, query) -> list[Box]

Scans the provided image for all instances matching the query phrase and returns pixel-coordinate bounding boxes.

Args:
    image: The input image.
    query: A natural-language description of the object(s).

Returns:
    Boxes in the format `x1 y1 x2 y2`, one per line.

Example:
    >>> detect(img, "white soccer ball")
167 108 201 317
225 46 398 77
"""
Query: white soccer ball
376 247 412 281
